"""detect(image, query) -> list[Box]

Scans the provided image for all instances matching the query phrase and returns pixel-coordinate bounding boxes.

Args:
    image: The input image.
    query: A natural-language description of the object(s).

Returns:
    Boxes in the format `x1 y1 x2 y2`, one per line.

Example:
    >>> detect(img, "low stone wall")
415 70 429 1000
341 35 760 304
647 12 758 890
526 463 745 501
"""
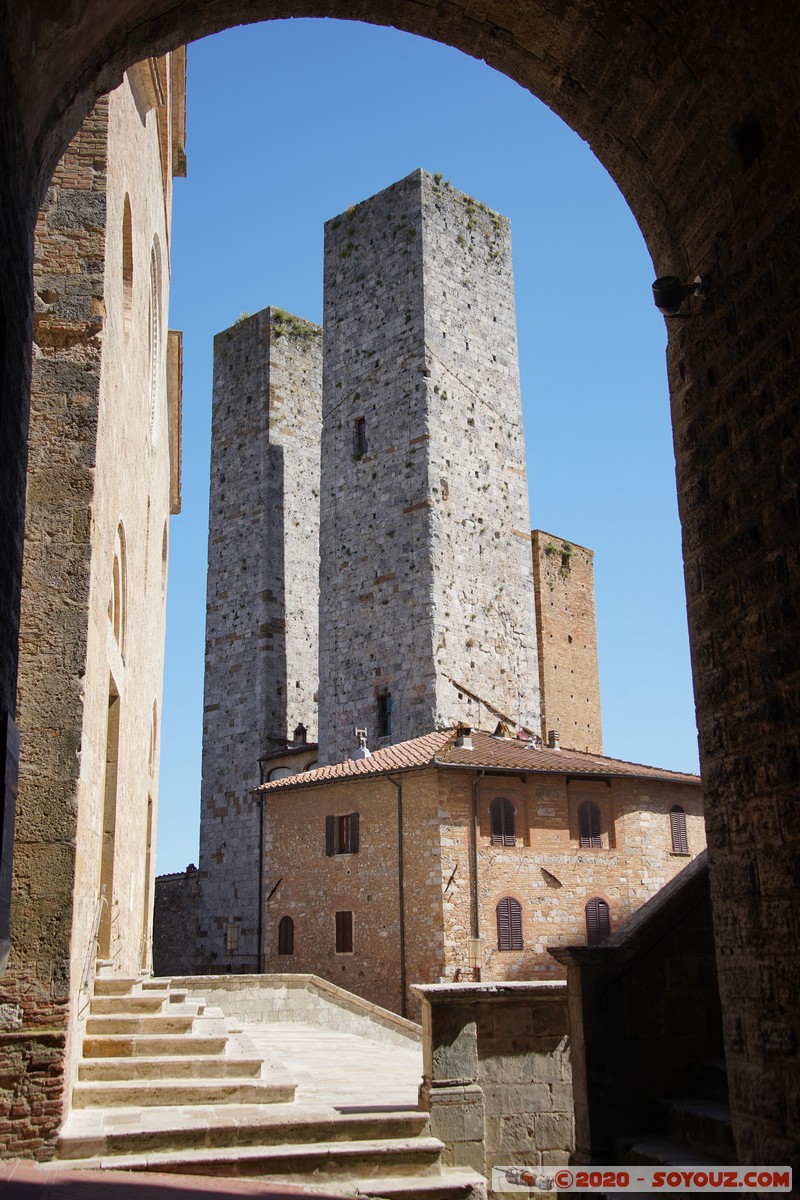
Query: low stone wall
414 982 573 1185
165 973 421 1049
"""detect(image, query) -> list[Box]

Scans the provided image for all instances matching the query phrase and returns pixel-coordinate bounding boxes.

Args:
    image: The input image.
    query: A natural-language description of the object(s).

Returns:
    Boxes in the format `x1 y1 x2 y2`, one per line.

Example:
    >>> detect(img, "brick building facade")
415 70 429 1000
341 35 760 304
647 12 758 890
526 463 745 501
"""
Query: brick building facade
258 727 702 1019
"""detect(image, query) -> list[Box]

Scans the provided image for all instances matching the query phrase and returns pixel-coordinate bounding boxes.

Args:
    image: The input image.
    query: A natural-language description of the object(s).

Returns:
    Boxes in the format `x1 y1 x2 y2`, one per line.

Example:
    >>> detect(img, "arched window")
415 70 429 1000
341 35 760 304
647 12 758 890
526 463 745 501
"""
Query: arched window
490 797 516 846
108 522 127 654
496 896 523 950
670 805 689 855
585 897 610 946
577 800 601 848
278 915 294 956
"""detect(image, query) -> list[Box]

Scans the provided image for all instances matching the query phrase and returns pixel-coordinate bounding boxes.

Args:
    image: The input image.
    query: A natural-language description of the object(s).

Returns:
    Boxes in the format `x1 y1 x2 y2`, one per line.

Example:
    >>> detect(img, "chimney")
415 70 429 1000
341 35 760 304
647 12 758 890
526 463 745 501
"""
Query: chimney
548 729 561 751
455 723 473 750
351 727 372 760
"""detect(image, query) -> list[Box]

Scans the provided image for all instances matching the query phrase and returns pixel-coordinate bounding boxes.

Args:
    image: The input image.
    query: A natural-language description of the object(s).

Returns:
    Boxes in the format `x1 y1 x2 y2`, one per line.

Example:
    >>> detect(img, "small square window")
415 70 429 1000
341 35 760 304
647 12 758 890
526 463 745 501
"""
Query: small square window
326 813 360 855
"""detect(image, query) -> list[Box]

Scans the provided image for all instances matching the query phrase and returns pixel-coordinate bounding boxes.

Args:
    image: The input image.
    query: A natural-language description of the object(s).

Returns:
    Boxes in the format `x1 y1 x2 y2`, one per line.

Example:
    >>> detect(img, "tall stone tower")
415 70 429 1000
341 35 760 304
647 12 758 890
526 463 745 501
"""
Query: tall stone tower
531 530 603 753
197 307 322 972
318 170 540 764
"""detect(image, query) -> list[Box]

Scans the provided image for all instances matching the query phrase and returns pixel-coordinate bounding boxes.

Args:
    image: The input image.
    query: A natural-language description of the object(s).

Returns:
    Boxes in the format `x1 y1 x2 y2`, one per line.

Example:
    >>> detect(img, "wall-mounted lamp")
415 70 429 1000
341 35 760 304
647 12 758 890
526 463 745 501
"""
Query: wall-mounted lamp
652 274 710 317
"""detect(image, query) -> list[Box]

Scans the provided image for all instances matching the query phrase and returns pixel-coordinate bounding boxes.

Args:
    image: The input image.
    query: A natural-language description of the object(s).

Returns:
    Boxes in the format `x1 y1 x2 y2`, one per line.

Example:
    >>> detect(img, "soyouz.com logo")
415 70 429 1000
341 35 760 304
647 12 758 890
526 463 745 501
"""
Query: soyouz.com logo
492 1165 792 1193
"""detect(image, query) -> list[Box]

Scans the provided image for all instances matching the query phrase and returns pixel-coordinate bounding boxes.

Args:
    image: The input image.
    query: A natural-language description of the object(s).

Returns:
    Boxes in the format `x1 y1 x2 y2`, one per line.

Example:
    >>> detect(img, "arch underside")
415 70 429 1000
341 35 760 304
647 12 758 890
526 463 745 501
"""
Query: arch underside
0 0 798 1169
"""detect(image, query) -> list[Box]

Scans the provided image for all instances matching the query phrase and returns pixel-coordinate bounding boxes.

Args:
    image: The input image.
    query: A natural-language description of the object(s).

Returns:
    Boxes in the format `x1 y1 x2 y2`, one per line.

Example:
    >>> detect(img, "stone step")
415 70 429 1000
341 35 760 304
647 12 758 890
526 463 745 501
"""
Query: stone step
58 1107 431 1160
71 1076 296 1109
82 1033 229 1058
89 993 171 1015
312 1168 487 1200
92 976 142 996
58 1135 446 1180
660 1097 736 1162
85 1013 196 1036
617 1133 728 1168
693 1058 729 1105
78 1054 265 1081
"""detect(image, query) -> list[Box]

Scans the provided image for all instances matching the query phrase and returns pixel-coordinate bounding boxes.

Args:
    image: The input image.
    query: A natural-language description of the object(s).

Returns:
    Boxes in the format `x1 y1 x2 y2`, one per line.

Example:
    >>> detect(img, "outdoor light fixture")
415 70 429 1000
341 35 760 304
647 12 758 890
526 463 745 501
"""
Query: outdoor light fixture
652 274 710 316
468 937 482 971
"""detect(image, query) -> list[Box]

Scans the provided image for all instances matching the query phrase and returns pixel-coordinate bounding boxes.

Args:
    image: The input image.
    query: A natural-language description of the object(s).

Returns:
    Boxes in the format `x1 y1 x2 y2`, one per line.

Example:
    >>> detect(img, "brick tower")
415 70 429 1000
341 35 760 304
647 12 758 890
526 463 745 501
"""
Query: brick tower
197 307 322 971
531 530 603 753
318 170 540 764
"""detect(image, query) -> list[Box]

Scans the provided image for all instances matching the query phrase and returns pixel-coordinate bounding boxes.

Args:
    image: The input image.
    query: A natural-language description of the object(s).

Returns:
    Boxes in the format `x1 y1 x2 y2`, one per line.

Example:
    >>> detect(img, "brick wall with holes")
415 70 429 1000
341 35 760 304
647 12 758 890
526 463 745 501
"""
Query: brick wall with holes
532 531 603 753
262 763 703 1019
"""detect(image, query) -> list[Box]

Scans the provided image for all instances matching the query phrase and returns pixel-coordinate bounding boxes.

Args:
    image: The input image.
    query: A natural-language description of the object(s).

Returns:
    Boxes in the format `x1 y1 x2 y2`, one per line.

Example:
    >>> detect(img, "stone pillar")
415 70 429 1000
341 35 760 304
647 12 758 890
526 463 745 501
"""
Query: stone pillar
415 982 573 1187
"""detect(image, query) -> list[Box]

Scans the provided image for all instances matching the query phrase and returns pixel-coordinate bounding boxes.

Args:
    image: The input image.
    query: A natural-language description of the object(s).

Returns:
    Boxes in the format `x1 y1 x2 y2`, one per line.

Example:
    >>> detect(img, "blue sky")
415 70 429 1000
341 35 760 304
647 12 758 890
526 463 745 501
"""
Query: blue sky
159 18 699 874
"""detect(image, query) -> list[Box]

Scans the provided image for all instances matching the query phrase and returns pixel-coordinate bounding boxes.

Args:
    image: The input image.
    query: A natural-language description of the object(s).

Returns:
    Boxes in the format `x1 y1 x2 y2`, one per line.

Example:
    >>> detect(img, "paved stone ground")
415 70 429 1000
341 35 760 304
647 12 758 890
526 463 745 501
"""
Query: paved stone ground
238 1022 423 1110
0 1159 314 1198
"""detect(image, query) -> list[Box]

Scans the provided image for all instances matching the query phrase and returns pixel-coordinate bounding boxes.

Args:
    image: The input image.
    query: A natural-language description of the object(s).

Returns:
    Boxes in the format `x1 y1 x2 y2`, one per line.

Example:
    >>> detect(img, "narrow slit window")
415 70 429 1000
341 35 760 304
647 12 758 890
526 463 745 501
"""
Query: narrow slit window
377 692 392 739
354 417 367 457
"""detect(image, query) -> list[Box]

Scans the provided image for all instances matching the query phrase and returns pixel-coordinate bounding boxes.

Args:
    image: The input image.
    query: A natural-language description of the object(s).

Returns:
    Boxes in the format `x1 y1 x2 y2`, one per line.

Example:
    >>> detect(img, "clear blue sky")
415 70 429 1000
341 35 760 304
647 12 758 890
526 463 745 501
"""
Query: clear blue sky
159 18 699 874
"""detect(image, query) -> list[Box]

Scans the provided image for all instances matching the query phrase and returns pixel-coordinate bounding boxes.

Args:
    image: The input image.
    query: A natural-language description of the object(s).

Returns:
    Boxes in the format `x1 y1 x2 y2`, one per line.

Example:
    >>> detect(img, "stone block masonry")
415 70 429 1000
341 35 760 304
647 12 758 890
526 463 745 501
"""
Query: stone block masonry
318 170 540 764
197 307 322 973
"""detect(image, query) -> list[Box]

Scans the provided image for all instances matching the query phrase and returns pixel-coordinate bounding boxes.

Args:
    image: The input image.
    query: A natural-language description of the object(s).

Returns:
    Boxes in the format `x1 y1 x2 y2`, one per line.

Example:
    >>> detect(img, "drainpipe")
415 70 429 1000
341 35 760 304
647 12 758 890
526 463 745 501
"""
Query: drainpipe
470 769 486 980
386 774 407 1018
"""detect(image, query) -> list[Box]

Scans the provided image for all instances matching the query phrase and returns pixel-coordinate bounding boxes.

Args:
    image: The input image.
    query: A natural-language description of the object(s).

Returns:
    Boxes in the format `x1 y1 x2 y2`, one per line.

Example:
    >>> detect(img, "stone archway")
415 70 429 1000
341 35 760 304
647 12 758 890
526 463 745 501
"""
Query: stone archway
0 0 798 1169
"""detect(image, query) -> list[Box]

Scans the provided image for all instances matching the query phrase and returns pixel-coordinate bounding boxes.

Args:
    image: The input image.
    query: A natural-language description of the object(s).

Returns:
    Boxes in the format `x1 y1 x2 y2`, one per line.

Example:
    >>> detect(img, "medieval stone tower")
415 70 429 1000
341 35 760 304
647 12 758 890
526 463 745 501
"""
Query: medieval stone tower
197 307 321 972
318 169 540 763
531 530 603 753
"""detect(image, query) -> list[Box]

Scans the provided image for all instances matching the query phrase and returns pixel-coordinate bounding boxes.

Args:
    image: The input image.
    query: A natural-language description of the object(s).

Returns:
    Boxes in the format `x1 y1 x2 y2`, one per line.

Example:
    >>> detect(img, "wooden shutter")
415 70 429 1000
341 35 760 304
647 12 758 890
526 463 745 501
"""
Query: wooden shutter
325 814 335 856
350 812 360 853
670 805 689 854
336 910 353 953
278 915 294 955
586 897 610 946
491 798 515 846
496 897 523 950
578 801 602 848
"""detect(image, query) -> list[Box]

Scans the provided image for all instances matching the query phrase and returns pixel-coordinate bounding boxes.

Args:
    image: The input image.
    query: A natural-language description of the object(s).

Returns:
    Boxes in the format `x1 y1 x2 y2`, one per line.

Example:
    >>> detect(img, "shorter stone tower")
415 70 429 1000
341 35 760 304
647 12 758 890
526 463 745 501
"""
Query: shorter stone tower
531 530 602 753
318 170 540 764
197 307 322 972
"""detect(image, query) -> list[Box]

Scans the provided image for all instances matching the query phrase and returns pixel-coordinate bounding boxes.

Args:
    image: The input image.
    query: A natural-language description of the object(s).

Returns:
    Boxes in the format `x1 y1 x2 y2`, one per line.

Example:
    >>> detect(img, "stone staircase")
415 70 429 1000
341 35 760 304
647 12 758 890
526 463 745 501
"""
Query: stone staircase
58 976 486 1200
615 1057 735 1171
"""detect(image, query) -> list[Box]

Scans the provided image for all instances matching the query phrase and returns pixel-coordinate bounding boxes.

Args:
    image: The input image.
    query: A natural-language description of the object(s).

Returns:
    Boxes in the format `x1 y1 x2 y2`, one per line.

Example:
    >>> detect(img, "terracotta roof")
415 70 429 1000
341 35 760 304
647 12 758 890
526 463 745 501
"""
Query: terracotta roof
256 728 700 793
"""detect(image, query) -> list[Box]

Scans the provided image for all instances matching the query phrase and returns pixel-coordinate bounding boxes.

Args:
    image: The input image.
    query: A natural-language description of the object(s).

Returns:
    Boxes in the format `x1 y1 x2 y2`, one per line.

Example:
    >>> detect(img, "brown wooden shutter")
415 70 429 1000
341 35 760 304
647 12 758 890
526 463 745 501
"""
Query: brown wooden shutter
578 801 602 848
325 815 335 856
586 897 610 946
336 910 353 953
496 897 523 950
278 915 294 955
670 805 689 854
350 812 360 853
491 798 515 846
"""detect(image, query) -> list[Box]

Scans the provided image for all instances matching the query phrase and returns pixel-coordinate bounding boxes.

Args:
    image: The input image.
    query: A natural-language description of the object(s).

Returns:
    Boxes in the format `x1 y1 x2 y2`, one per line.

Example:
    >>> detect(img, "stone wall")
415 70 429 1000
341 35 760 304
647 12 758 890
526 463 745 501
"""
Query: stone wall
552 853 722 1163
197 307 322 973
152 867 199 976
532 531 602 753
318 170 539 764
415 982 572 1185
1 59 180 1156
